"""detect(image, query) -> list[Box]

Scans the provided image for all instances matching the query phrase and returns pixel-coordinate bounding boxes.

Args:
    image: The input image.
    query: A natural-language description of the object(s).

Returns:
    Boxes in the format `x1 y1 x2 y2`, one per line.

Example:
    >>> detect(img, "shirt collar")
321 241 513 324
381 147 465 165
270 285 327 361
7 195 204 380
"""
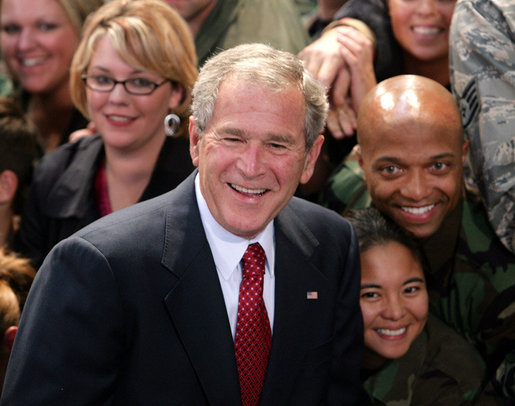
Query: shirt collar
195 174 275 281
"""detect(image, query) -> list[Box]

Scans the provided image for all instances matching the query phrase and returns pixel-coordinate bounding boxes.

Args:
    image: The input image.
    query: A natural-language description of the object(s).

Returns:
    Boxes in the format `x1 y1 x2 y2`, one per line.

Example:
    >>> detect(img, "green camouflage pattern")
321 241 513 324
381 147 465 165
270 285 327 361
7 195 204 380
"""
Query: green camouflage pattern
0 70 13 97
449 0 515 254
364 317 484 405
323 152 515 400
195 0 310 66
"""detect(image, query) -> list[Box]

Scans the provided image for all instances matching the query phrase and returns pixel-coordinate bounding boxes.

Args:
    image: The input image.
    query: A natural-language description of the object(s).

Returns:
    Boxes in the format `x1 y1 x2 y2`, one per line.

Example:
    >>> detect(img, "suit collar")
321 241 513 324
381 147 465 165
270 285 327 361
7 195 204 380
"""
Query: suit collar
195 173 276 280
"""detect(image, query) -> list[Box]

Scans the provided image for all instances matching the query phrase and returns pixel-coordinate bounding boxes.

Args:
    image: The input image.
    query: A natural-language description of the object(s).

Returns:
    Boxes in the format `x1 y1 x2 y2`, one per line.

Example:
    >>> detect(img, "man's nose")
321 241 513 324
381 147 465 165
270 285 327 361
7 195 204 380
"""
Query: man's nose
400 169 431 202
238 142 266 177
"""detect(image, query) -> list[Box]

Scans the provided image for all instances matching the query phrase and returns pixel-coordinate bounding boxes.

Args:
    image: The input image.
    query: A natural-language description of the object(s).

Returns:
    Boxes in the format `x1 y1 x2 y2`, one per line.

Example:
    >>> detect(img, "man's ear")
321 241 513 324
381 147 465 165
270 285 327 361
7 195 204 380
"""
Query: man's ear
300 135 324 185
189 117 201 167
0 170 18 205
355 145 367 182
355 145 363 167
3 326 17 351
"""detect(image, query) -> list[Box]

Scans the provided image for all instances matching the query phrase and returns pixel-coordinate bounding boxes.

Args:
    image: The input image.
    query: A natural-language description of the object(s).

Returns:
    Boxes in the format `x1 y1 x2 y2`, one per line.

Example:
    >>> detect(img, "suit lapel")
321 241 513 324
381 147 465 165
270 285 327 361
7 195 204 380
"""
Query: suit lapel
260 203 328 405
161 174 241 405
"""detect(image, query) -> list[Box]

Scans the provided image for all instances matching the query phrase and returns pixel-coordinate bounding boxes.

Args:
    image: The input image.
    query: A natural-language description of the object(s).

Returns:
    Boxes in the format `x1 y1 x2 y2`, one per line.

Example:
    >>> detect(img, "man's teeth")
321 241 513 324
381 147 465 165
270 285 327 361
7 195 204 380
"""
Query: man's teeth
375 327 406 336
413 26 441 35
231 184 266 196
401 204 435 215
22 57 46 67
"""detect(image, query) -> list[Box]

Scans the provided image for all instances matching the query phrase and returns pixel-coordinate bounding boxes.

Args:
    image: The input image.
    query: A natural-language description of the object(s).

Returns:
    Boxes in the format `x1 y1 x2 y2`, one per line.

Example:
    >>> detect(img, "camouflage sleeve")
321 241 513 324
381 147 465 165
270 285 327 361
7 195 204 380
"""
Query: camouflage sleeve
449 0 515 254
0 70 13 97
455 195 515 402
321 149 372 215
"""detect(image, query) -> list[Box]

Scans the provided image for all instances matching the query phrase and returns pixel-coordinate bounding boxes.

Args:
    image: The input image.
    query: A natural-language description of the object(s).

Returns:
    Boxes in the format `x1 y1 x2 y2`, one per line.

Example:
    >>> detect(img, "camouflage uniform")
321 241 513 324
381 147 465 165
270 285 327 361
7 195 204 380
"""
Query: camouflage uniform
449 0 515 254
0 70 13 97
194 0 310 67
323 151 515 401
363 316 484 405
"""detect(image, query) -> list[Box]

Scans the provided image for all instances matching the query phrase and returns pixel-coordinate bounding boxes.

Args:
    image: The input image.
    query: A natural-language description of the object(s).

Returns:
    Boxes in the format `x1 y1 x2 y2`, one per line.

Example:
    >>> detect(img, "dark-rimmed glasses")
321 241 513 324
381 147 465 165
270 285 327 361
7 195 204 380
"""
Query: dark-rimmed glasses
82 74 169 95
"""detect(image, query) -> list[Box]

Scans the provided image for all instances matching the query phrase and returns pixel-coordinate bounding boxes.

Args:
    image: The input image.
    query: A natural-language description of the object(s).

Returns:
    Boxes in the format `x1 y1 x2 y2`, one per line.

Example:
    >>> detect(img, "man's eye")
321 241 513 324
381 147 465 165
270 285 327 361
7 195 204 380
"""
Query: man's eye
2 24 20 34
381 165 400 175
224 137 243 143
433 162 448 171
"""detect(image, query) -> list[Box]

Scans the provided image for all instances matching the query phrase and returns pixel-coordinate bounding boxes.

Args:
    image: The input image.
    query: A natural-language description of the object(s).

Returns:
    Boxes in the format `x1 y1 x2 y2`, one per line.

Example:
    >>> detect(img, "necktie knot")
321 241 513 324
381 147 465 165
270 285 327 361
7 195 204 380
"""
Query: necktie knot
241 242 266 279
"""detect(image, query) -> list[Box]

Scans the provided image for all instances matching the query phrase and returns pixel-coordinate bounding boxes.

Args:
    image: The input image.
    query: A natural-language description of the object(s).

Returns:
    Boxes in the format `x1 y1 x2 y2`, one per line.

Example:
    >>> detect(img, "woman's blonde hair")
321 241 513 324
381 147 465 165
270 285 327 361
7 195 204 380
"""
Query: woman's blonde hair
0 0 103 83
70 0 198 138
57 0 104 34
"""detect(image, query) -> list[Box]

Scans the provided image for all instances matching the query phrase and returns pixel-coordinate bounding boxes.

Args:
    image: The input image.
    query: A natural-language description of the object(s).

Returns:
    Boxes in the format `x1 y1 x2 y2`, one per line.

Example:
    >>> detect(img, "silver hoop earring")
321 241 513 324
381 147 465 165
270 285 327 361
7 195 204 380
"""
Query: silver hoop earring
164 113 181 137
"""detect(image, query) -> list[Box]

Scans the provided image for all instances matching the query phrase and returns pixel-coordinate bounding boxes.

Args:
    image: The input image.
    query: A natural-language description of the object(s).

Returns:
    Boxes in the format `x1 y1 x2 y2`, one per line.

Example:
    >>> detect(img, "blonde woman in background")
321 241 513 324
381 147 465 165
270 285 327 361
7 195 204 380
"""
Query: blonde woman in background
15 0 198 268
0 0 103 153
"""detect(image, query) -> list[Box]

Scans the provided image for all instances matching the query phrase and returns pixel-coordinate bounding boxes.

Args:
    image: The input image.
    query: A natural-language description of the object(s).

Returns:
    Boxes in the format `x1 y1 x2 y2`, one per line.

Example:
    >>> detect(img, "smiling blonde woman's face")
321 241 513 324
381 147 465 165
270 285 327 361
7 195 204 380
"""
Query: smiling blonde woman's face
0 0 80 94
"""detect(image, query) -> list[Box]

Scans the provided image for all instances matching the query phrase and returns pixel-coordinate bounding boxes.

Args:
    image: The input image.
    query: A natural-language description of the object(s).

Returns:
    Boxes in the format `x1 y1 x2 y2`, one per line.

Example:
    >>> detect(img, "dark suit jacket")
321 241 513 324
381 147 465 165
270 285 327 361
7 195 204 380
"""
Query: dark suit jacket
2 172 364 405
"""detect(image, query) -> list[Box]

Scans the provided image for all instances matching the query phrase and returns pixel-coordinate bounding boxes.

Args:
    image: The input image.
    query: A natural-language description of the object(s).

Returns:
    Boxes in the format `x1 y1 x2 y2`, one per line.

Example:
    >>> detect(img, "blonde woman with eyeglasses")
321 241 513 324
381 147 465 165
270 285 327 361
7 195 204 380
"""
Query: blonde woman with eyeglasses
15 0 198 268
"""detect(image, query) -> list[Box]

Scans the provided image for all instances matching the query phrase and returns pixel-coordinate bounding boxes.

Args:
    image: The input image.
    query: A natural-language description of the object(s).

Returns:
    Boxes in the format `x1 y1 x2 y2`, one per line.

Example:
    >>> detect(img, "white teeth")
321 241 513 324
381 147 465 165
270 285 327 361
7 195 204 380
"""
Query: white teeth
376 327 406 336
413 26 441 35
401 204 435 215
22 57 46 67
107 115 131 122
231 184 266 196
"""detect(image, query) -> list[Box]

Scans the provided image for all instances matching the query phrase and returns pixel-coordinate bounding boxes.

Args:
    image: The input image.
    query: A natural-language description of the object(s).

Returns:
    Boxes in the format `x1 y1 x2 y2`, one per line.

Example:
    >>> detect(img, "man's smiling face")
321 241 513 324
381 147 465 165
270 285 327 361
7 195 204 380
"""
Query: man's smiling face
357 76 467 239
189 77 323 239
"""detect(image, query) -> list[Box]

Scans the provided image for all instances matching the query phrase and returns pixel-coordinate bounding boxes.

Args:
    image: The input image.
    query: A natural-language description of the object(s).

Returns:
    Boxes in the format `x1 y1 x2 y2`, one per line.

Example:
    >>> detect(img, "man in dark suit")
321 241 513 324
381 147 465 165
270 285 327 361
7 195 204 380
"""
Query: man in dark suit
1 43 364 405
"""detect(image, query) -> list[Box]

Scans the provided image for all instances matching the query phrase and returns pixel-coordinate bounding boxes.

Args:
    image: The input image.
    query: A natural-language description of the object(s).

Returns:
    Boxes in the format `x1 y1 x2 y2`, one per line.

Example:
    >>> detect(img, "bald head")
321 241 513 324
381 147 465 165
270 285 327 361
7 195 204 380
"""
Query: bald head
357 75 463 148
355 75 468 240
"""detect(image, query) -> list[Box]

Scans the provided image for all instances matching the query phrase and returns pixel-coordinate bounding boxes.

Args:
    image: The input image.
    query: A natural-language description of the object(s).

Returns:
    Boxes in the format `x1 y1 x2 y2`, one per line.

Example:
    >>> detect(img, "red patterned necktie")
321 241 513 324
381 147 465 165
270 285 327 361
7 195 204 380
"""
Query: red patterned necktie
234 243 272 406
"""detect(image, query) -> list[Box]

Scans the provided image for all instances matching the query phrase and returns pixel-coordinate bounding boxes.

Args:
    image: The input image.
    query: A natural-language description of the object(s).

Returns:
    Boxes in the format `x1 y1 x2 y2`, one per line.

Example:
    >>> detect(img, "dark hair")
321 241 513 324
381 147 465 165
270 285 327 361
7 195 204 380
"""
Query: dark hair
346 207 426 271
0 97 38 213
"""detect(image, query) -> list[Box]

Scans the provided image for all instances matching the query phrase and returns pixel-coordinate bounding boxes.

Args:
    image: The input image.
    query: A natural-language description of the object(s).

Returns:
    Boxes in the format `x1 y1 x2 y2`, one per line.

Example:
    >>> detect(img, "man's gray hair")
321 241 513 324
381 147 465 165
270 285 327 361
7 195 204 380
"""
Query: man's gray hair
191 43 328 150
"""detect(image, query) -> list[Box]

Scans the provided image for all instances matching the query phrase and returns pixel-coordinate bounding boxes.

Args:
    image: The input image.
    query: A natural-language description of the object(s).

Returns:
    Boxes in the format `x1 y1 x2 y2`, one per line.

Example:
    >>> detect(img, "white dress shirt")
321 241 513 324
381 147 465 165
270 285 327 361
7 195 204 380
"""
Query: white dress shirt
195 175 275 339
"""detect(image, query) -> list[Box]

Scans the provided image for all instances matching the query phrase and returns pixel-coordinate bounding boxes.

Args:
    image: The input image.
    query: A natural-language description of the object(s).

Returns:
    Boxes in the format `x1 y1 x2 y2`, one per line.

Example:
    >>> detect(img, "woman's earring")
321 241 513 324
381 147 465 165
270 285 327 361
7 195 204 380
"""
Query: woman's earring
164 113 181 137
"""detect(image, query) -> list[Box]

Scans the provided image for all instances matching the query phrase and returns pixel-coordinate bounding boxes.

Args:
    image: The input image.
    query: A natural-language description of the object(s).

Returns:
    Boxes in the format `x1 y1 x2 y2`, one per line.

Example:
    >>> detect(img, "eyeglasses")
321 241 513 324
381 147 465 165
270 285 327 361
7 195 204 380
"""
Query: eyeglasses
82 74 169 95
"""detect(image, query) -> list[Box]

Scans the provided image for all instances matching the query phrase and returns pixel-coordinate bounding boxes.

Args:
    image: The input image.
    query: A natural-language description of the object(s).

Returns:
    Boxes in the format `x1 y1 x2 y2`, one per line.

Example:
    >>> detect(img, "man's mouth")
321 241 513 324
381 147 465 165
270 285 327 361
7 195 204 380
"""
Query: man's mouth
230 183 267 197
401 204 435 215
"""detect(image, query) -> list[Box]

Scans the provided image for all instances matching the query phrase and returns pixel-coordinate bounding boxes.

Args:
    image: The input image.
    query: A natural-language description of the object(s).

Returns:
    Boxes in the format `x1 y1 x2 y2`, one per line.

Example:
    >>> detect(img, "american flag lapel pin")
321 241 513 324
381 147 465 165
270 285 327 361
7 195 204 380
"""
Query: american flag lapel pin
306 291 318 300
